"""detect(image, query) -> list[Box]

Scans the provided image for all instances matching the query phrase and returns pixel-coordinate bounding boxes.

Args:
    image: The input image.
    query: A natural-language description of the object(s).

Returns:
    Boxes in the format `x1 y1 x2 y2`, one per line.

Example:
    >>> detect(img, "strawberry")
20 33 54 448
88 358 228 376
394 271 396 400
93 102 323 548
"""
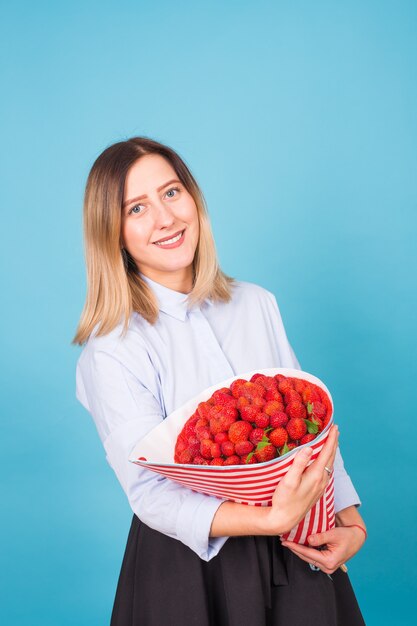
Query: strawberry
221 441 235 456
286 401 307 419
188 436 200 455
250 373 267 384
217 413 237 432
265 388 283 401
274 374 285 383
310 401 327 419
241 382 266 400
193 455 207 465
241 453 258 464
212 388 232 403
293 379 307 394
230 379 249 398
278 378 294 394
179 449 194 464
214 432 229 444
224 455 241 465
209 418 224 435
240 405 260 423
210 458 224 466
269 427 288 448
284 390 302 405
300 433 317 445
255 444 276 463
210 442 222 458
286 418 307 441
237 396 250 410
302 386 321 404
250 427 265 444
183 417 198 439
252 396 267 409
270 412 289 428
264 400 285 417
195 425 211 441
228 421 253 443
235 440 254 455
254 413 270 428
200 439 214 459
195 418 208 430
197 402 212 420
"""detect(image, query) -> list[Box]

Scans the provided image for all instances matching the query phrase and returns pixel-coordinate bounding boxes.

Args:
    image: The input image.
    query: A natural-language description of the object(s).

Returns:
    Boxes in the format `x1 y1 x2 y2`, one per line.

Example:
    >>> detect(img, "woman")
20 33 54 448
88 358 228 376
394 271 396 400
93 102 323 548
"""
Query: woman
73 136 367 625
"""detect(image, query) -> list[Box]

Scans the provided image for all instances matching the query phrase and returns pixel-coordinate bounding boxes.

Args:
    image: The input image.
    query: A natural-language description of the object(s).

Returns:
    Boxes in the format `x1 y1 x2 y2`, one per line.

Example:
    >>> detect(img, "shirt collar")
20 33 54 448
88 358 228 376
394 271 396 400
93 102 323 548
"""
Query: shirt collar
138 272 214 322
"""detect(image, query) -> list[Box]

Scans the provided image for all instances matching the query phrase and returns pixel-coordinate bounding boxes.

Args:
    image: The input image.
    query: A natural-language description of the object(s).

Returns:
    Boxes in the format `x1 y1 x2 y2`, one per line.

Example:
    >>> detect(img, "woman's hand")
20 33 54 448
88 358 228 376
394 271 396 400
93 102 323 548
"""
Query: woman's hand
280 524 366 574
266 424 339 534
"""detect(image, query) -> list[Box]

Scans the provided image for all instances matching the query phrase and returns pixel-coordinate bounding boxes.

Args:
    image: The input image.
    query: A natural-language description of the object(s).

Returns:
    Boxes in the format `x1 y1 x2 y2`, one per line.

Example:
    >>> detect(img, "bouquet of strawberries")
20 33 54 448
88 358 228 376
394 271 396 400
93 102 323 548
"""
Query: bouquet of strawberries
129 368 335 545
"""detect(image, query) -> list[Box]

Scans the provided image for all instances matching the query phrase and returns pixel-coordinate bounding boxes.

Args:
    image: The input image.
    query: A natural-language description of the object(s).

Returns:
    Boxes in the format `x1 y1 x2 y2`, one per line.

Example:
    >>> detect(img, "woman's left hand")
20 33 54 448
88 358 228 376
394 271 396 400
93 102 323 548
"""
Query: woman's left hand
280 525 366 575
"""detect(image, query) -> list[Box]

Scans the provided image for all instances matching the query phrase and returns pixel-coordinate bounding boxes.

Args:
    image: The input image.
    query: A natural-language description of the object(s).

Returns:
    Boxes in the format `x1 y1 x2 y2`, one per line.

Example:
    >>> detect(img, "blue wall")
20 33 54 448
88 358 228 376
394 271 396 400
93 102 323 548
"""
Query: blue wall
2 1 416 624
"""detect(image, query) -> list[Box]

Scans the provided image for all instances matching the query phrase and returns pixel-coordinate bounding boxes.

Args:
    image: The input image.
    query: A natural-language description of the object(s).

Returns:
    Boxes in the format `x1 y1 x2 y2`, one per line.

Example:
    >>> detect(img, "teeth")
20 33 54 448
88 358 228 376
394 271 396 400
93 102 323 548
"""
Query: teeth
154 231 183 246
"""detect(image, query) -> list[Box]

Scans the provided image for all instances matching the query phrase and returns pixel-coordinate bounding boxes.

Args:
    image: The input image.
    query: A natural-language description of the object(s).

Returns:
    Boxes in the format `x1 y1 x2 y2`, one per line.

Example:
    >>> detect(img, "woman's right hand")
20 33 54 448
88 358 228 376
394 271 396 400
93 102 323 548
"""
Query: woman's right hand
266 424 339 535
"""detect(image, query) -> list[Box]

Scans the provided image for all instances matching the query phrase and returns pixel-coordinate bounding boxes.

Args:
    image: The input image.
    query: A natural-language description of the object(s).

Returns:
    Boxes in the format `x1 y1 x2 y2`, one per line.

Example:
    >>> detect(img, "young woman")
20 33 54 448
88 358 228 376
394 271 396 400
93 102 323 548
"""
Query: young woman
73 136 367 625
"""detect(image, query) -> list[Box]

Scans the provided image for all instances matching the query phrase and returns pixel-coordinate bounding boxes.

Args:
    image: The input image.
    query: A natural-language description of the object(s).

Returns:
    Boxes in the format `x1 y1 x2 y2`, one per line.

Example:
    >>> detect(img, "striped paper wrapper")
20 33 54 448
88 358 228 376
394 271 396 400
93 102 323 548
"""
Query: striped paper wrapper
129 367 335 545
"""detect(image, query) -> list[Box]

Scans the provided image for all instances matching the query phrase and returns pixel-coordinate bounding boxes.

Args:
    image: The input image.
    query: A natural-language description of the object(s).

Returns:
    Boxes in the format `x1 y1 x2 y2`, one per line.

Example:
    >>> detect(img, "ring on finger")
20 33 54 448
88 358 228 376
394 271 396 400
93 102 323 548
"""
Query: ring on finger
324 466 333 476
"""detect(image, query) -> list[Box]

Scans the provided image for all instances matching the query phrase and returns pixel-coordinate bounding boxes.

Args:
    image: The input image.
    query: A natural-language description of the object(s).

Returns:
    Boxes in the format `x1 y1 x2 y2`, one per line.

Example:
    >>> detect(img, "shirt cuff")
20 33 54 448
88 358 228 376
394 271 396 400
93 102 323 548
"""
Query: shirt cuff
176 491 229 561
334 472 362 513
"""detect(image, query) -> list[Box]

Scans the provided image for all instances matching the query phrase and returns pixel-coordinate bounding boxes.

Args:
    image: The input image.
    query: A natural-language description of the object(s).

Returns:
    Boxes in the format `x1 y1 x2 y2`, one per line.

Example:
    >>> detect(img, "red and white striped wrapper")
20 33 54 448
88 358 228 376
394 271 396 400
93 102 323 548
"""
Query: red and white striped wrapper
129 367 335 545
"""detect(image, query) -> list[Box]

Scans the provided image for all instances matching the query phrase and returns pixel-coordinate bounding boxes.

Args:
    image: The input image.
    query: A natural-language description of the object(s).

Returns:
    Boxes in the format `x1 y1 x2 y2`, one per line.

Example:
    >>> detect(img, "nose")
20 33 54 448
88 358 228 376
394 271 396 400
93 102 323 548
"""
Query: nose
153 198 175 229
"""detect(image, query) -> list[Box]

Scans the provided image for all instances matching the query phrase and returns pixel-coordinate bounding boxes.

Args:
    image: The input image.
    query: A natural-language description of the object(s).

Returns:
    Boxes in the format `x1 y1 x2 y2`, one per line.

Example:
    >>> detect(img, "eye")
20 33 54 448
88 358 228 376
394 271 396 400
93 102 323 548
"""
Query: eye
127 203 145 216
166 186 180 198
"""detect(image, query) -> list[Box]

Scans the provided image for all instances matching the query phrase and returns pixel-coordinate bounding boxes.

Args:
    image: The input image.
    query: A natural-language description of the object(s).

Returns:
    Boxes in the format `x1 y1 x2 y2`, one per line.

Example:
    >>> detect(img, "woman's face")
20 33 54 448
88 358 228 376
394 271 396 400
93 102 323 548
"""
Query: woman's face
121 154 199 293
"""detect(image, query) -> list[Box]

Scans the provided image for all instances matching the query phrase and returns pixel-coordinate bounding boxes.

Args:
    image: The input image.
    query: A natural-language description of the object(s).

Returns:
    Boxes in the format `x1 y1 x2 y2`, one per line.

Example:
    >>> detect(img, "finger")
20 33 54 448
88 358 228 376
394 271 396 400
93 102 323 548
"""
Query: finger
312 425 339 473
280 544 334 574
282 446 314 488
307 529 338 547
281 540 329 562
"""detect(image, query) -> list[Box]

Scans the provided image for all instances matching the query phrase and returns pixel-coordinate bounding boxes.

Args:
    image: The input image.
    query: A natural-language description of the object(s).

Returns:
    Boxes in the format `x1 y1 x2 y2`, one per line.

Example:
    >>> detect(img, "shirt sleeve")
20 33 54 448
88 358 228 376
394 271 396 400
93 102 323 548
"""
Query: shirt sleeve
76 346 228 561
265 289 362 512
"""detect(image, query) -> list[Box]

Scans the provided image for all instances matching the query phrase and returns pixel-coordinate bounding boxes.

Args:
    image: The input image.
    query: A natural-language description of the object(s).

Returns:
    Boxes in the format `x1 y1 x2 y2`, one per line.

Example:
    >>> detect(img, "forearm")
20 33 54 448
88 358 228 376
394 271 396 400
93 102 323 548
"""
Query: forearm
210 499 290 538
335 504 367 533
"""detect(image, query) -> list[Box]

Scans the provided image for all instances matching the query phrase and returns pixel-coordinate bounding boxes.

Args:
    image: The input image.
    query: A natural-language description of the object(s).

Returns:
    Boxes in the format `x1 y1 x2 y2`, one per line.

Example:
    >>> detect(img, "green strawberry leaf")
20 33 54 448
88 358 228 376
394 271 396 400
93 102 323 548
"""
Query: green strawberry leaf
264 427 274 434
307 401 313 415
304 419 319 434
256 440 271 451
280 442 290 456
245 451 254 463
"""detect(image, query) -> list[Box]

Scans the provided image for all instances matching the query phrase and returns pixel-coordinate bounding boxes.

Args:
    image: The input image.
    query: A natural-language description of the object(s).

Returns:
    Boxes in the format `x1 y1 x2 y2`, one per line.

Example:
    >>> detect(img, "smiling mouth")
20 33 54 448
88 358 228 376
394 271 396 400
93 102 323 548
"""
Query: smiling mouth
152 229 185 246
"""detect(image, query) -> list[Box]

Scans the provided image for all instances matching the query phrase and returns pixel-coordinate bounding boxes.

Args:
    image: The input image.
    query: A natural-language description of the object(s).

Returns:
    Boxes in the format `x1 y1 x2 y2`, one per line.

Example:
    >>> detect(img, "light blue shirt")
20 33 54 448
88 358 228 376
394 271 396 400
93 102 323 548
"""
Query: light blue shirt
75 273 361 561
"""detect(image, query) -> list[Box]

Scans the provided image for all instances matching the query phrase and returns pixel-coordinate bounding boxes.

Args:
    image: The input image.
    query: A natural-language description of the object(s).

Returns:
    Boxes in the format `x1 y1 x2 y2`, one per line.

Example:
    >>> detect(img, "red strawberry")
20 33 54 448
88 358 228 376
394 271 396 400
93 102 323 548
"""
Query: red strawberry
230 379 248 398
209 418 224 435
270 412 289 428
302 386 321 404
264 400 285 417
179 449 194 464
183 417 198 439
241 453 258 464
286 401 307 419
250 427 265 444
265 388 283 401
286 418 307 441
254 413 270 428
210 458 224 466
237 396 250 409
255 444 276 463
228 421 253 443
278 378 294 394
240 405 260 423
235 440 254 455
300 433 317 445
188 437 200 455
195 426 211 441
218 413 237 432
241 382 266 400
210 442 222 458
221 441 235 456
293 379 307 394
269 427 288 448
200 439 214 459
214 432 229 444
212 388 232 403
195 418 208 430
193 455 207 465
284 389 302 404
311 401 327 419
197 402 212 420
252 397 267 409
224 455 241 465
250 373 267 384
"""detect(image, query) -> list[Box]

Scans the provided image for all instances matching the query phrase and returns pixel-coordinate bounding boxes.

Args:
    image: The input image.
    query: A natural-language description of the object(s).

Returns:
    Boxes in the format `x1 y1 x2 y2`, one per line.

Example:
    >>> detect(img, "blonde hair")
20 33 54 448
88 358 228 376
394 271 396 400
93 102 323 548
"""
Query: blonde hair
72 136 236 346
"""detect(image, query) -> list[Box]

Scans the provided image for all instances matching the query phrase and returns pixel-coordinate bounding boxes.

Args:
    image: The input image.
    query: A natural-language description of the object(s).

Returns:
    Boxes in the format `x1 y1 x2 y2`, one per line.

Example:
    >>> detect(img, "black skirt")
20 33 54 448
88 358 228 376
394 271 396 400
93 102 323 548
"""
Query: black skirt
110 514 365 626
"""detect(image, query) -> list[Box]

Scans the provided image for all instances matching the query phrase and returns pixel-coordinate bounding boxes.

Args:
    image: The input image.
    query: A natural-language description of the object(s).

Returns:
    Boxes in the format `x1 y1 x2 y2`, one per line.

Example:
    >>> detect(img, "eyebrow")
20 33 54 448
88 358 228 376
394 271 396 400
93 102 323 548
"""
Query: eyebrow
122 178 182 208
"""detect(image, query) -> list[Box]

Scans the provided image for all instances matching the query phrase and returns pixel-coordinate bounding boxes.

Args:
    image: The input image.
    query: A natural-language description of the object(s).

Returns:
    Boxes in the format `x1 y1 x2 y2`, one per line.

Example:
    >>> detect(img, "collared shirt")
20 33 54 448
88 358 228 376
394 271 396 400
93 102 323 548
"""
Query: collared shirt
75 273 361 561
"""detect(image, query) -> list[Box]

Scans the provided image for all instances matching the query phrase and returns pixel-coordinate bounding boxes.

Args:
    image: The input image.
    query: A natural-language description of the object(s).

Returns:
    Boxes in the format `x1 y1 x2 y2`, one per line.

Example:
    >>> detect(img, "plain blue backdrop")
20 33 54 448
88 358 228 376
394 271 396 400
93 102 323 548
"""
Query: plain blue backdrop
1 1 416 624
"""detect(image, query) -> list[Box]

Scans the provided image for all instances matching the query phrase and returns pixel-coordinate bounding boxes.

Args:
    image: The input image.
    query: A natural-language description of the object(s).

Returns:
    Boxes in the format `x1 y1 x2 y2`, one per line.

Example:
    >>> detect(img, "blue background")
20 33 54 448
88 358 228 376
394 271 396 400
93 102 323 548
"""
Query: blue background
2 1 416 624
